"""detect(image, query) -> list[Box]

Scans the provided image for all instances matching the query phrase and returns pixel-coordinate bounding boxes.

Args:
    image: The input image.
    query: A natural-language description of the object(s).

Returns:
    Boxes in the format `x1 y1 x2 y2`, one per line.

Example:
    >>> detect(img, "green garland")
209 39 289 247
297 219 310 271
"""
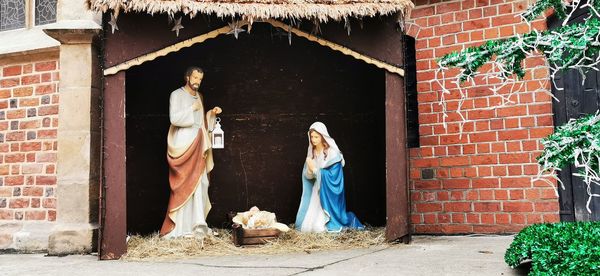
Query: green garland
438 0 600 81
536 112 600 212
521 0 567 22
505 222 600 274
538 113 600 171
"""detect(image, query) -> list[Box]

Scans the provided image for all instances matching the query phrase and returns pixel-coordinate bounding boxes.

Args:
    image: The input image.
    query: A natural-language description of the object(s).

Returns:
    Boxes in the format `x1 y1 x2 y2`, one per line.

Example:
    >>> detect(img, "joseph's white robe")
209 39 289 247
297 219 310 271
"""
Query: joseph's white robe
164 87 216 238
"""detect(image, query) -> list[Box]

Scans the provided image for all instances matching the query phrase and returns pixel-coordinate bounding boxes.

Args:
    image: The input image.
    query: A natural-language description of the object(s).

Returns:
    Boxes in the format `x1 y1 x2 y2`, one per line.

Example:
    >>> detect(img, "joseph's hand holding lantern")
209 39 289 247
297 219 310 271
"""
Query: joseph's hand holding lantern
212 117 224 149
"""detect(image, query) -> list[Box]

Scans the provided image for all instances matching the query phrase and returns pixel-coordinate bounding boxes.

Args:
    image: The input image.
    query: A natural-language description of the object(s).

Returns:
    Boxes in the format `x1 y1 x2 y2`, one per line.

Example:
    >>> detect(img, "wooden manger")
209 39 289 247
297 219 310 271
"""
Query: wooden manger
231 223 282 246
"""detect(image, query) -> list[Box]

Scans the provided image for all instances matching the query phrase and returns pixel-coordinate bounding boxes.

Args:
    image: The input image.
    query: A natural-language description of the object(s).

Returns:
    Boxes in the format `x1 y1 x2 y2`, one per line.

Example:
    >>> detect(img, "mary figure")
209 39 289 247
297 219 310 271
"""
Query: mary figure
295 122 364 232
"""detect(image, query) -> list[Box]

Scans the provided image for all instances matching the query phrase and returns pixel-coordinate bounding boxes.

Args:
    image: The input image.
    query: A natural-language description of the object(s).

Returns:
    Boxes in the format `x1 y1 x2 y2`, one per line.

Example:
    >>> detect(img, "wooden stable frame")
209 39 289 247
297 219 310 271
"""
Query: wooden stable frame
103 20 404 77
100 14 409 259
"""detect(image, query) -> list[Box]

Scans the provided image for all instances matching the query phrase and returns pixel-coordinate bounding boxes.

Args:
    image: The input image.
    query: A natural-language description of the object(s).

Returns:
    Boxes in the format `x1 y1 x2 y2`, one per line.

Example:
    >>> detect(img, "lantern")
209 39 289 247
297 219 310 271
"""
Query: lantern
212 117 224 149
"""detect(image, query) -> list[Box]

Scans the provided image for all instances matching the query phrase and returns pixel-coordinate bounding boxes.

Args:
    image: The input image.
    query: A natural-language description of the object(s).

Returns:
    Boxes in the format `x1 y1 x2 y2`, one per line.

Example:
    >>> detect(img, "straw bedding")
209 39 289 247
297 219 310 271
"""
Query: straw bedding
123 227 389 260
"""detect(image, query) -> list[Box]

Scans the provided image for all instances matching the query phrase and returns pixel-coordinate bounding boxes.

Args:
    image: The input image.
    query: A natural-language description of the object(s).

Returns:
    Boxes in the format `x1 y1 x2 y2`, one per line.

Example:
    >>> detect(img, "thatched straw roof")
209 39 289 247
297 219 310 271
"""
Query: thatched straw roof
86 0 414 22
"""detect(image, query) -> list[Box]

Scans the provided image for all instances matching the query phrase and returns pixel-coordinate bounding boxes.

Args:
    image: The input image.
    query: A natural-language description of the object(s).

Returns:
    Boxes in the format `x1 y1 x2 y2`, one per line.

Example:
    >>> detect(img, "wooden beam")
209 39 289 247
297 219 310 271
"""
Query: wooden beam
103 24 236 76
103 20 405 77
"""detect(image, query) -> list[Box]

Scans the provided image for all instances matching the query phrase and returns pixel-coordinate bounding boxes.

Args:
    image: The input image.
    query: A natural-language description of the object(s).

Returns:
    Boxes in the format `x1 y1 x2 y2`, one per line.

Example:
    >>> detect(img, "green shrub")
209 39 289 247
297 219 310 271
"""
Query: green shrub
505 222 600 275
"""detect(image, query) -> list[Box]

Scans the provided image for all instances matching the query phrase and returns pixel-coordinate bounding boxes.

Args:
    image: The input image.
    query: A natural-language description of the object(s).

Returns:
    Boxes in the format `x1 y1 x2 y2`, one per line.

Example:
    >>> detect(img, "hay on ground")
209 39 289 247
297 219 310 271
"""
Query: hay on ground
123 227 388 260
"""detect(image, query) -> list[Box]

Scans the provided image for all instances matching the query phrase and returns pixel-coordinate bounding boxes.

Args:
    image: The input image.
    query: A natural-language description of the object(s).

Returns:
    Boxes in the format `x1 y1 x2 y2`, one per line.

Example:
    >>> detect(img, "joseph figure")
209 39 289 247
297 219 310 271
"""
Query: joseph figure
160 67 222 238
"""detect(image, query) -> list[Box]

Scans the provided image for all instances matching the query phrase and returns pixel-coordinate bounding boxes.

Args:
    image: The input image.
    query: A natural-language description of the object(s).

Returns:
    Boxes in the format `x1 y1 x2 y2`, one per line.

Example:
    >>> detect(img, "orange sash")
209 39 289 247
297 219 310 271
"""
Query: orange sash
159 129 206 236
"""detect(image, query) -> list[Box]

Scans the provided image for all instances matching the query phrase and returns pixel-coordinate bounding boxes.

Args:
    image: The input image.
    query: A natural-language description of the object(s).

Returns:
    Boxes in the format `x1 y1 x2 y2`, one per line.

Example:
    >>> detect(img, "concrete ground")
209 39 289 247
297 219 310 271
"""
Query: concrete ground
0 235 529 276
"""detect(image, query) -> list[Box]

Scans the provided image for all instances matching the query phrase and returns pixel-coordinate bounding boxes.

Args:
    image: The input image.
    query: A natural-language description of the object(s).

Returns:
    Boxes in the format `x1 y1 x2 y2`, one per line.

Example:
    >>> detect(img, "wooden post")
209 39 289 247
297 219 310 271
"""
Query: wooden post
100 71 127 259
385 72 410 242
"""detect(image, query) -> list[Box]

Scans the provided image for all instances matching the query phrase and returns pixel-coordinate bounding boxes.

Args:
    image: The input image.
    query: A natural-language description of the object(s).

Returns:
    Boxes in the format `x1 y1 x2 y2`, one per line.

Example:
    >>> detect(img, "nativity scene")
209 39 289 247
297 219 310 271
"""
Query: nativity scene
96 0 410 259
159 66 364 244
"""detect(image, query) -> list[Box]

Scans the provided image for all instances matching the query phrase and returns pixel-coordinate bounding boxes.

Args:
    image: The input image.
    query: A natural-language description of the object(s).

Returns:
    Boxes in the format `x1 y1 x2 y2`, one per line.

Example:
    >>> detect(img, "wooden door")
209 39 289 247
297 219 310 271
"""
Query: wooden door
549 11 600 221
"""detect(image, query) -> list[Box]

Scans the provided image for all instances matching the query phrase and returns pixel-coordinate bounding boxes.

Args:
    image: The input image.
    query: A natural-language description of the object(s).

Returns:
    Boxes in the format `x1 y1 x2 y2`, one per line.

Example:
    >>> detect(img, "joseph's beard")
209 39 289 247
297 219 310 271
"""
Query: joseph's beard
190 83 200 90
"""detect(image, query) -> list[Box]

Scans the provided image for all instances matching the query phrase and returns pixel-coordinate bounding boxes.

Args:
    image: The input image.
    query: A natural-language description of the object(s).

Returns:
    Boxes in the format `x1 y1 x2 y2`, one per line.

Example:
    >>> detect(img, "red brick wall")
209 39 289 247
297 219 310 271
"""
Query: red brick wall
406 0 560 233
0 55 59 223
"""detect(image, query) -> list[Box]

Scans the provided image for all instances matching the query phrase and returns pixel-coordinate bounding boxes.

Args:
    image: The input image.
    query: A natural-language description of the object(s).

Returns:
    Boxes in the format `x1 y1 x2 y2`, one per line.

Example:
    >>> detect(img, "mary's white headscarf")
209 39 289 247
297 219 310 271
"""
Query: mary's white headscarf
306 122 345 166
